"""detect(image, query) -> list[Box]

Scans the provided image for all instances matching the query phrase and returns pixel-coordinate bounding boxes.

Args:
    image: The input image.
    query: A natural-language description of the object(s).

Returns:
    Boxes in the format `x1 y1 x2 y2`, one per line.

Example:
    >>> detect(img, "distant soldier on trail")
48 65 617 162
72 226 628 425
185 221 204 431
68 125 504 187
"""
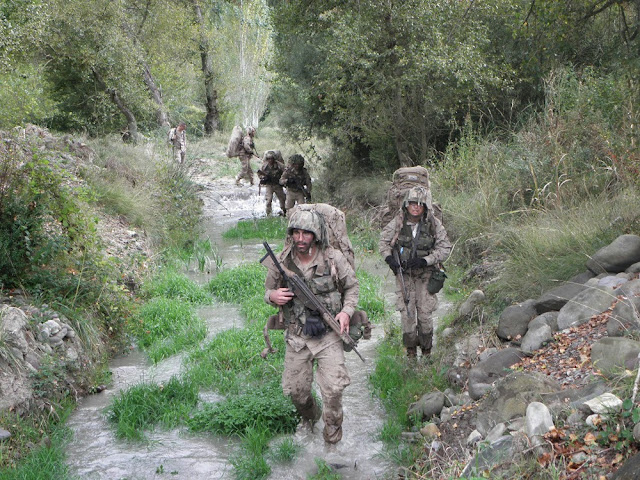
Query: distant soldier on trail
168 122 187 164
258 150 286 216
280 154 312 213
379 186 452 359
236 126 258 186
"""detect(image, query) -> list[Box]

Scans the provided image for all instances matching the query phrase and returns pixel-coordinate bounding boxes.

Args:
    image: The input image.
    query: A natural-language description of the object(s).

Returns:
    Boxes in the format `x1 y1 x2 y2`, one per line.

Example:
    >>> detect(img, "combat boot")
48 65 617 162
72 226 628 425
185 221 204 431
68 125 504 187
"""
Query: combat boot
406 346 417 358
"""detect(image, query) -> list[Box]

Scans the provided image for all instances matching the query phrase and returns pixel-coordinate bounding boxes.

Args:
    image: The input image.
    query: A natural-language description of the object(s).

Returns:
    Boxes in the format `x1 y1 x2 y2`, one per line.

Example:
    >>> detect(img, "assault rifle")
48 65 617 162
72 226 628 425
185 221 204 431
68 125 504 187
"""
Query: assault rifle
260 241 365 362
285 176 311 200
393 246 409 310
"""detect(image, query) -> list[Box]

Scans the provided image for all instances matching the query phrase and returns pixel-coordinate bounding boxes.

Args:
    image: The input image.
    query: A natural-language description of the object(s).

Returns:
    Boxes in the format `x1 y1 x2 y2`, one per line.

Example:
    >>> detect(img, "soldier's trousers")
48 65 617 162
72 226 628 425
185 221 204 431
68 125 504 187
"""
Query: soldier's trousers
265 184 286 215
285 189 306 213
236 156 254 184
394 270 438 351
282 340 350 444
173 148 185 164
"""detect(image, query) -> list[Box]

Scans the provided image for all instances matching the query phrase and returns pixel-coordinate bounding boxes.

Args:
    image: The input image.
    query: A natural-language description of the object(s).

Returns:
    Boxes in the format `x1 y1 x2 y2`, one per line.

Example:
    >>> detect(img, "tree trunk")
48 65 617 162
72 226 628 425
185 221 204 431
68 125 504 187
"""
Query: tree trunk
194 1 219 135
143 62 169 127
92 68 139 143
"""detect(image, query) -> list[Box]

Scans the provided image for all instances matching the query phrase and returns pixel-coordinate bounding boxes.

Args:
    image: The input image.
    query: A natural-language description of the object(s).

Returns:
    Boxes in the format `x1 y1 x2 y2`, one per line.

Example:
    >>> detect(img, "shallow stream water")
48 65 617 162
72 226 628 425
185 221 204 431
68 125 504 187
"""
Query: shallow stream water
64 164 449 479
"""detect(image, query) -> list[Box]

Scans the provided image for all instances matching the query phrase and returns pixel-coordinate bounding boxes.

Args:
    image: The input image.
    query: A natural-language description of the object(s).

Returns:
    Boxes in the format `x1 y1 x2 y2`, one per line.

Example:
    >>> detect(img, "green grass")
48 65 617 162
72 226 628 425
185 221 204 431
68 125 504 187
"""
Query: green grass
106 377 199 440
268 437 300 463
308 459 343 480
222 217 287 240
140 268 212 304
188 382 298 436
131 297 208 363
356 268 388 323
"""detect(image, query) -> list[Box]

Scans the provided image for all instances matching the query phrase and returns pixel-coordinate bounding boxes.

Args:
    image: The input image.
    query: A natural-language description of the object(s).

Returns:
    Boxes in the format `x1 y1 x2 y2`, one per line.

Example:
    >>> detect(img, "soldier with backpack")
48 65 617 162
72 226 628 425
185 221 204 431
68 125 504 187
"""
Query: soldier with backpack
257 150 286 216
263 208 359 445
280 154 312 212
379 185 451 359
168 122 187 164
235 126 258 186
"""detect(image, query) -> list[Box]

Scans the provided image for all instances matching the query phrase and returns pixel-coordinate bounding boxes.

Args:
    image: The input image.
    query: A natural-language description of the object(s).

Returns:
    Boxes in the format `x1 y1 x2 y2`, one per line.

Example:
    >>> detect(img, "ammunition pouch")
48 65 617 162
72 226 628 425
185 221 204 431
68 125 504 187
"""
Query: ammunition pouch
343 310 372 352
427 268 447 294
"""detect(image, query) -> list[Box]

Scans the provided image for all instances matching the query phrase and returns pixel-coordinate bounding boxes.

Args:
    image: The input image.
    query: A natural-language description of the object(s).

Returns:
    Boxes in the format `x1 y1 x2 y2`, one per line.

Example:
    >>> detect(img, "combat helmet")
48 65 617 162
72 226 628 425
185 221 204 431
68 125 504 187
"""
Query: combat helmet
402 186 432 209
246 126 256 136
287 209 328 248
264 150 276 161
289 154 305 167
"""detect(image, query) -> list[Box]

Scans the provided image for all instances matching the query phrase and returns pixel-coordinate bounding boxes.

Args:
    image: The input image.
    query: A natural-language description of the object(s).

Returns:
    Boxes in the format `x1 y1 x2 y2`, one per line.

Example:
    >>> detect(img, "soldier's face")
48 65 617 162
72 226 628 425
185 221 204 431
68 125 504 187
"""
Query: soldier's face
407 201 425 219
292 229 315 255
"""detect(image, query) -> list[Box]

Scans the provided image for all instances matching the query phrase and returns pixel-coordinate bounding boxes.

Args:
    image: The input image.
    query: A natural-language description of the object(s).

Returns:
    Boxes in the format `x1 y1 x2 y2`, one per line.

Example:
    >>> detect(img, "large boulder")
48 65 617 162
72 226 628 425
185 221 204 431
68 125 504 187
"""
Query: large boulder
467 348 526 401
534 271 595 314
607 279 640 336
496 300 537 341
474 371 562 436
613 452 640 479
590 337 640 376
556 285 615 330
586 234 640 274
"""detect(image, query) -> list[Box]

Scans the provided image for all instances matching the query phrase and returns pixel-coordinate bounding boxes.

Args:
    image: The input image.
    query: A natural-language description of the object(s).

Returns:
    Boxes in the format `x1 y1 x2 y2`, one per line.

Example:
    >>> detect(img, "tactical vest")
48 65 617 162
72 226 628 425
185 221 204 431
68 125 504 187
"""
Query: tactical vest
397 217 435 264
281 254 342 327
285 167 308 191
261 162 283 185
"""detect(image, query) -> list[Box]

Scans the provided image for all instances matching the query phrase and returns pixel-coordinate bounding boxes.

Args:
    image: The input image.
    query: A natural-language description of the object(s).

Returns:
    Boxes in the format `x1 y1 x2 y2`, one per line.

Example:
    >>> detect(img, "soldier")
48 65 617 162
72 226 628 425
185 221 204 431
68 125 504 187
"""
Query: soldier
168 122 187 164
258 150 286 216
264 209 359 445
235 126 258 186
280 154 312 213
379 186 452 359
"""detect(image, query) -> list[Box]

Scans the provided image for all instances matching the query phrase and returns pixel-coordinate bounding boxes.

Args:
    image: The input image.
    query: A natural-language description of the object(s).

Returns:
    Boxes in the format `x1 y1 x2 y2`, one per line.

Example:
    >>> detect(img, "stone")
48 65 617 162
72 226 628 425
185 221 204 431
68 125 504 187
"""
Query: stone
556 285 616 330
582 393 623 414
468 348 526 401
419 423 440 439
587 234 640 274
496 299 537 341
521 323 553 353
590 337 640 375
458 290 485 318
611 451 640 479
534 270 595 314
407 391 446 421
525 402 554 437
466 430 483 447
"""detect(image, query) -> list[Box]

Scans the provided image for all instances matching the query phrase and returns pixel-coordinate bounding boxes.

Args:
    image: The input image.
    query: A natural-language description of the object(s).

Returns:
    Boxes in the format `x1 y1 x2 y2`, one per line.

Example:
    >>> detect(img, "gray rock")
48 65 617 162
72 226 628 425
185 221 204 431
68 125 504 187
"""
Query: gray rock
466 430 483 447
587 234 640 274
566 410 586 427
627 262 640 274
611 452 640 479
485 423 507 444
598 275 629 289
497 300 537 341
521 323 553 353
0 428 10 441
461 435 514 478
582 393 623 414
591 337 640 375
556 285 616 330
607 293 640 336
407 391 446 421
534 271 595 313
529 311 559 332
474 371 561 436
634 423 640 442
525 402 554 437
458 290 485 318
468 348 526 401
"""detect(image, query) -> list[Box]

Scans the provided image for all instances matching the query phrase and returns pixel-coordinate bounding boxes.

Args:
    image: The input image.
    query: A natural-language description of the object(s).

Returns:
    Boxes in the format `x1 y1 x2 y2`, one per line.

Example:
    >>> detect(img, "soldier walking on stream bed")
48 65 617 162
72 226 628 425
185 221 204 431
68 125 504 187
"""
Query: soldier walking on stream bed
264 209 359 445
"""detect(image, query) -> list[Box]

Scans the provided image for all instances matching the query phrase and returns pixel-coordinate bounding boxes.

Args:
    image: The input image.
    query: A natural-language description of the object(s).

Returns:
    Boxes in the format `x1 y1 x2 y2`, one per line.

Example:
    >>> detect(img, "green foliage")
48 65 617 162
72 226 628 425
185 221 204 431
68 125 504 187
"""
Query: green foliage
0 424 73 480
307 459 342 480
140 268 211 304
268 437 300 463
207 263 277 323
106 377 199 440
222 217 287 240
0 65 57 128
356 269 388 323
188 383 298 436
130 297 207 363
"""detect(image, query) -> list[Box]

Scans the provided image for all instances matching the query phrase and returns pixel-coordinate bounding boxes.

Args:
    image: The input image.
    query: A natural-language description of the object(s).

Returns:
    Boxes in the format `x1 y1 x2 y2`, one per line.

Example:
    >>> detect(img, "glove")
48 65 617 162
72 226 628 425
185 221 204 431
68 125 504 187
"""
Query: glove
384 255 400 275
406 257 429 270
302 313 326 337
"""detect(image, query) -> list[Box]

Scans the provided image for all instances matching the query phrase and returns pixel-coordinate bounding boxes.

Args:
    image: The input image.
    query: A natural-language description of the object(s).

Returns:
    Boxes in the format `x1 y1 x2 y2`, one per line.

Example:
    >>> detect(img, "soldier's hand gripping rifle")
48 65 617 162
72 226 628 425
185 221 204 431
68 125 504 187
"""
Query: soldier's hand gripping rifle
260 241 365 362
393 246 410 310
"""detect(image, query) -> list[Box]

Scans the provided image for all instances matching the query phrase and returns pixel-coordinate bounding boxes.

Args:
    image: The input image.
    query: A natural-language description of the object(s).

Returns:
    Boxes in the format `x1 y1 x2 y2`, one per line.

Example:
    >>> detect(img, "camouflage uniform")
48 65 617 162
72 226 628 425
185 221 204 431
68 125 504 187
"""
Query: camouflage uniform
264 210 359 444
379 187 451 357
169 123 186 164
280 155 312 212
236 127 256 186
258 151 286 216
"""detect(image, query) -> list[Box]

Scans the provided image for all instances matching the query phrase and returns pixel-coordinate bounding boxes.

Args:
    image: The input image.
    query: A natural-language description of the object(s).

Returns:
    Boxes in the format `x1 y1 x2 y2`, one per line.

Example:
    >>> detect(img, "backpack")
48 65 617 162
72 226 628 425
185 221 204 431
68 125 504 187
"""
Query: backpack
379 166 442 227
225 125 244 158
285 203 355 268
